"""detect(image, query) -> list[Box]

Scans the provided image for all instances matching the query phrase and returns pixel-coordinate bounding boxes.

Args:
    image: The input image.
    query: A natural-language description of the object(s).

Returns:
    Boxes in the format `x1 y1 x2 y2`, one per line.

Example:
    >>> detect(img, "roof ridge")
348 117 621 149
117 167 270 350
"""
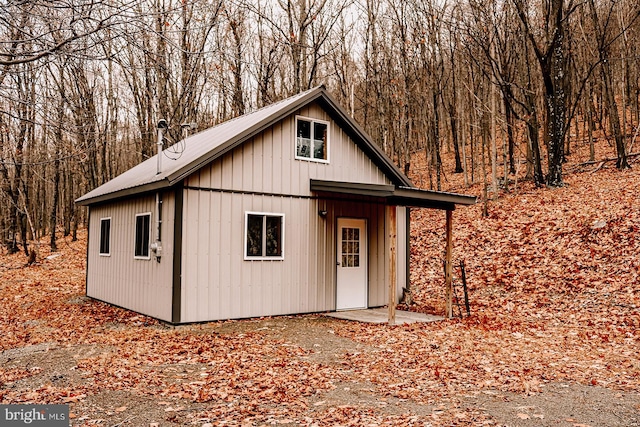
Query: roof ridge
209 86 324 129
78 84 422 206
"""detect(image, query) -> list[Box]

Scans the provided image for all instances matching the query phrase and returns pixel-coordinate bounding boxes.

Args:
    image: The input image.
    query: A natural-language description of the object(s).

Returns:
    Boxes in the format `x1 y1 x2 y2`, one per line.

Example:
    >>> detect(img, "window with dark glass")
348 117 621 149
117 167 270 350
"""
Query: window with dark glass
134 213 151 258
245 213 284 259
296 117 328 161
99 218 111 256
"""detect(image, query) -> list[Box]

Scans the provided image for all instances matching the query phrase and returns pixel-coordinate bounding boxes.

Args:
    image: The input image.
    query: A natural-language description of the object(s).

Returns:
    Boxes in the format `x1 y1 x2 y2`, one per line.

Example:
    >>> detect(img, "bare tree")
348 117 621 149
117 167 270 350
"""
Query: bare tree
0 1 137 67
2 0 640 257
465 0 545 185
512 0 574 186
585 0 640 169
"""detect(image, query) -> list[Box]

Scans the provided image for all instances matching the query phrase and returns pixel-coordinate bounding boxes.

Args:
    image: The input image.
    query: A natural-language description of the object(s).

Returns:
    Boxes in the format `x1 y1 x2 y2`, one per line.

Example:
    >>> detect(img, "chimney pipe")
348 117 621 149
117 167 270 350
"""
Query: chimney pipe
156 119 168 174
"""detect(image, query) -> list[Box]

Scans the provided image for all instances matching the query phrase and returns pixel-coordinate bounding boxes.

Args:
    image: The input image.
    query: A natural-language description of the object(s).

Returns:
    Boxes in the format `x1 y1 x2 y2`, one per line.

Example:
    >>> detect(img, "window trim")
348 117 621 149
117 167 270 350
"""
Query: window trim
294 115 330 163
99 217 111 257
134 212 152 260
244 211 285 261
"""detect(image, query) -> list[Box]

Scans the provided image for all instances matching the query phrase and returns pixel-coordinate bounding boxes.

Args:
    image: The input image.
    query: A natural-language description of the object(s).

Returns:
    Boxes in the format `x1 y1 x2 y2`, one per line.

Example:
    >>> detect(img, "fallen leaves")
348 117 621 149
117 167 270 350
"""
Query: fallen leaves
1 151 640 426
61 394 86 404
0 367 42 388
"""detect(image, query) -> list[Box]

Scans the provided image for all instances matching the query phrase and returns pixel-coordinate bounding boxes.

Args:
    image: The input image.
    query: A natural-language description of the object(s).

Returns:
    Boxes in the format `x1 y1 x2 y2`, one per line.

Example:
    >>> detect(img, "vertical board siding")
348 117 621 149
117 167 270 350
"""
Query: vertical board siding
180 189 399 322
86 191 175 321
87 100 413 323
178 100 409 322
190 101 391 196
181 191 333 322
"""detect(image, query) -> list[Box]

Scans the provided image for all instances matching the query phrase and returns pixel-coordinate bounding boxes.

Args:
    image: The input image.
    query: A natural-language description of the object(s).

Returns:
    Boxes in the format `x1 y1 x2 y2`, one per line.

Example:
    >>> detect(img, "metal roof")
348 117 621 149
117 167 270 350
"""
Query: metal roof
76 86 477 209
76 86 412 206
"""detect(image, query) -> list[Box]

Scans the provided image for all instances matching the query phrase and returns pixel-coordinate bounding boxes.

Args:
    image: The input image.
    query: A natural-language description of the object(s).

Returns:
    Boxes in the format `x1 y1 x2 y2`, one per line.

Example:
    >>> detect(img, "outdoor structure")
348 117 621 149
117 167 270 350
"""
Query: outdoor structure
76 86 476 324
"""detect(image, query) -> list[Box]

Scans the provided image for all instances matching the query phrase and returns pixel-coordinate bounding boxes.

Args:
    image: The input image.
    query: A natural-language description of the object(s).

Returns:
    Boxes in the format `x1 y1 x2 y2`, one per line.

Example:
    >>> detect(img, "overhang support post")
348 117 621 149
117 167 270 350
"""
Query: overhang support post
445 209 453 319
388 204 397 325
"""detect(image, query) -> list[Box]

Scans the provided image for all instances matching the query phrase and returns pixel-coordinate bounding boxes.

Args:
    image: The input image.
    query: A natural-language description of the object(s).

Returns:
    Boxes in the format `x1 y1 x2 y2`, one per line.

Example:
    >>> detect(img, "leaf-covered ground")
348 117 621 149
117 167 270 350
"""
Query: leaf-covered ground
1 157 639 426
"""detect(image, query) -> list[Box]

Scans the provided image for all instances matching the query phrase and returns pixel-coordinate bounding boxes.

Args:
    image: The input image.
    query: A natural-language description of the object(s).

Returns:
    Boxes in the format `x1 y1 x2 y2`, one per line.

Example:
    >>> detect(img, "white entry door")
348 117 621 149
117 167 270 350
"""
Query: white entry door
336 218 367 310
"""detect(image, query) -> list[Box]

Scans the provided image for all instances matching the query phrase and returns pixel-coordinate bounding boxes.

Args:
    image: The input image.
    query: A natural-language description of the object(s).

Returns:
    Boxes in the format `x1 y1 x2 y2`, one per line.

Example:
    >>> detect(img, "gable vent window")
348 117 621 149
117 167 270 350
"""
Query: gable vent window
99 218 111 256
245 212 284 260
296 116 329 162
134 213 151 259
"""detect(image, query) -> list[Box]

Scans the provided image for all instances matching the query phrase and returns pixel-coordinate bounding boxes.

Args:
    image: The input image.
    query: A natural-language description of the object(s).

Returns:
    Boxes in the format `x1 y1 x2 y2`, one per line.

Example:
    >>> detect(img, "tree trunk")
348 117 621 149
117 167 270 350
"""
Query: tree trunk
49 141 61 251
543 48 567 187
602 58 630 169
513 0 568 187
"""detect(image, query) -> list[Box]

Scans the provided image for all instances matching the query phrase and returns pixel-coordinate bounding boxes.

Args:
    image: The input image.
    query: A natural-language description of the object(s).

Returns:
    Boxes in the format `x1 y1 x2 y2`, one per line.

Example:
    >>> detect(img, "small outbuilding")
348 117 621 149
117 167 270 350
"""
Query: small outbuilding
76 86 475 324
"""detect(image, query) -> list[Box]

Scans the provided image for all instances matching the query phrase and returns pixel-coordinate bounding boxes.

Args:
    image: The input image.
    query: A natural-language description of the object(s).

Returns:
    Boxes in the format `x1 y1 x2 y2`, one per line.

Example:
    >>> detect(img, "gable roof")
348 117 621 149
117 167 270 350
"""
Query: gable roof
76 86 411 206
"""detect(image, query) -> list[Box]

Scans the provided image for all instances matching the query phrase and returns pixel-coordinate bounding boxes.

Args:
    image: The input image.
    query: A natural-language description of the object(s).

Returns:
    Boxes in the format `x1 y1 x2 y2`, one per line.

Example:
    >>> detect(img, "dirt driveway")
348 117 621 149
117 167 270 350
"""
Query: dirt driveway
2 314 638 426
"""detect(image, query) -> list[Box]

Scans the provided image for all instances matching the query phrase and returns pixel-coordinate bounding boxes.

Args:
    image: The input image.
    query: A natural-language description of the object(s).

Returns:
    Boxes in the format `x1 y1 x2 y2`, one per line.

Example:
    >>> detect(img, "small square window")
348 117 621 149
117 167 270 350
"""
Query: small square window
245 212 284 260
134 213 151 259
296 116 329 162
99 218 111 256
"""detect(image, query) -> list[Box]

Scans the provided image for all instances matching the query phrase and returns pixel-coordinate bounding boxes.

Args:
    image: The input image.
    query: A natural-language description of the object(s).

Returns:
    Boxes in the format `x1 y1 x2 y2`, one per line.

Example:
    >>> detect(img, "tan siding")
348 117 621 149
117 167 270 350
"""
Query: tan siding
177 100 409 322
86 93 413 323
281 118 296 194
322 199 388 308
232 148 243 189
182 189 195 318
252 134 264 192
181 190 340 322
272 121 284 192
261 129 272 191
86 191 175 321
192 101 390 197
179 191 407 322
196 189 211 319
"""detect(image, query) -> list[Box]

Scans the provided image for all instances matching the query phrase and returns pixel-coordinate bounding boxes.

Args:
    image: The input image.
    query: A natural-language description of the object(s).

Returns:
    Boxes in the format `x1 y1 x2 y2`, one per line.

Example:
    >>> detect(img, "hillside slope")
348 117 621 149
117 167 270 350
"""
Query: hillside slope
1 153 639 426
410 165 639 326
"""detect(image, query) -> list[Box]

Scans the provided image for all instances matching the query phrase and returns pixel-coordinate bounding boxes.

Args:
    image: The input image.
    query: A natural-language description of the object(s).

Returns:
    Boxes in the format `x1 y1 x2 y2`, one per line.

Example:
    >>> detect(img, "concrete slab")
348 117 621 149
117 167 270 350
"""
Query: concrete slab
325 307 443 325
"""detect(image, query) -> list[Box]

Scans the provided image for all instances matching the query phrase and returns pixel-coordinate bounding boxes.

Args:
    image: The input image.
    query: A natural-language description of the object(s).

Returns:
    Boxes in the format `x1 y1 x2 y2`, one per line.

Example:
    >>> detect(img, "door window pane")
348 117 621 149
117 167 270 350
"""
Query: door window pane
341 227 360 267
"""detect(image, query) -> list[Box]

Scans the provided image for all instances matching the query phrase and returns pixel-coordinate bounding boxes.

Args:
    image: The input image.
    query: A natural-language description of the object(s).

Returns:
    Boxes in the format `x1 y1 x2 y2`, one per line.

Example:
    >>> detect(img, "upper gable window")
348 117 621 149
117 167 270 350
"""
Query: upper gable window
295 116 329 162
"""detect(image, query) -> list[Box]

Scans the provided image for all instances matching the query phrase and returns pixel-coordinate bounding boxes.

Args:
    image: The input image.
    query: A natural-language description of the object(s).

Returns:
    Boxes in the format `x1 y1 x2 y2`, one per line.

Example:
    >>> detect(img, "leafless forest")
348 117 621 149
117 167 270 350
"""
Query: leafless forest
1 0 639 257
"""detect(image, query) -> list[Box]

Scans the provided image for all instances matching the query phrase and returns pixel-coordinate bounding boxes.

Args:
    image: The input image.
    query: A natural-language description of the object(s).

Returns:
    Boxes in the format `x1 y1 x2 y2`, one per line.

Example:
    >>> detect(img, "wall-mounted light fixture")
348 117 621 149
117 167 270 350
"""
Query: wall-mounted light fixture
318 210 328 218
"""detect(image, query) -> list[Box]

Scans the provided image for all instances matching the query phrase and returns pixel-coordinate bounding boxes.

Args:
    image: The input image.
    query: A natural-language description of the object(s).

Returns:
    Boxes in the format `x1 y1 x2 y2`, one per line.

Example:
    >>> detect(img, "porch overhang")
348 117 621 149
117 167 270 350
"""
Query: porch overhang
310 179 477 209
311 179 476 325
